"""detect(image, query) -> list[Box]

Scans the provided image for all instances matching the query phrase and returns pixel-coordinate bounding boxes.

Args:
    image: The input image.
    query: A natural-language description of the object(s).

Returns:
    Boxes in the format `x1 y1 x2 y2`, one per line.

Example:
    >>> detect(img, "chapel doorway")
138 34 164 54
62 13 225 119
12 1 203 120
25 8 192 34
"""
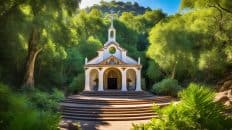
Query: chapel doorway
108 78 117 89
104 68 121 90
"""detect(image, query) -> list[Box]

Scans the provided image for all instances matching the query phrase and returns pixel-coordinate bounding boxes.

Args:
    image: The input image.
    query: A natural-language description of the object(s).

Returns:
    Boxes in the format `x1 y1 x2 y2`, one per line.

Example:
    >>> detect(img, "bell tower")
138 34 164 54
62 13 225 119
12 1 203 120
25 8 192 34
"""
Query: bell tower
108 11 116 42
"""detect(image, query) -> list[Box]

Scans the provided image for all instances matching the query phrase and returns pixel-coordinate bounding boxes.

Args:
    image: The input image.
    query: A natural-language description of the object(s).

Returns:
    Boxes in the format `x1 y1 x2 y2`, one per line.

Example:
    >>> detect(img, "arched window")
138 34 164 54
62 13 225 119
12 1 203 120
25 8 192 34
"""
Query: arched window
110 30 114 38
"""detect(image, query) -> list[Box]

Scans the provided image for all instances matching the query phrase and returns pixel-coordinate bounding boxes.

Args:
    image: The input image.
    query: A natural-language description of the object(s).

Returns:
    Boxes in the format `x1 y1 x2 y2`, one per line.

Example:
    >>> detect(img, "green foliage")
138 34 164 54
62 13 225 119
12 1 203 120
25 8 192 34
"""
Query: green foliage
69 73 85 94
1 0 231 108
146 61 162 81
0 0 81 88
147 8 232 81
0 0 167 90
78 36 102 59
89 1 151 15
180 0 232 13
0 83 60 130
152 78 182 96
8 111 60 130
132 83 232 130
28 88 64 112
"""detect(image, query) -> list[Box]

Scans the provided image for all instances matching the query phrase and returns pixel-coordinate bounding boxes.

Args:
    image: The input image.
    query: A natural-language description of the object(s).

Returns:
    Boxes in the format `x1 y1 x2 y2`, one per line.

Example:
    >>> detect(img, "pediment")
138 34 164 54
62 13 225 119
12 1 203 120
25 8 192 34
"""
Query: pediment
99 56 126 65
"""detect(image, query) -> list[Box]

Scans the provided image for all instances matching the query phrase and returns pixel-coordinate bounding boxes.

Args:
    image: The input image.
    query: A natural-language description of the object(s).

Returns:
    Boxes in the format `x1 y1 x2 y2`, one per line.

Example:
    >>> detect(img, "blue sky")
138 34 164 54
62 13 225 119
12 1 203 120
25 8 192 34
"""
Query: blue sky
80 0 181 15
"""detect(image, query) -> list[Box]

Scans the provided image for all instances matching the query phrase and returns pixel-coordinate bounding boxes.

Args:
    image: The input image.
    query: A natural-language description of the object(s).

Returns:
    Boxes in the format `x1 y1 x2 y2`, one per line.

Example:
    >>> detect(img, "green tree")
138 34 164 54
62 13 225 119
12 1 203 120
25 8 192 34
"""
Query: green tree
180 0 232 14
147 8 231 81
0 0 81 88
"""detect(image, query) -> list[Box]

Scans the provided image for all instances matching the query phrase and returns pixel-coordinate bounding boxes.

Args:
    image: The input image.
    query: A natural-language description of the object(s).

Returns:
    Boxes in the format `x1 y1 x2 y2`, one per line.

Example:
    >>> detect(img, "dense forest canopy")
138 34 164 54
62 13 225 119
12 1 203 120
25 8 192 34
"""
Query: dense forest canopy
87 1 151 15
0 0 231 91
0 0 168 91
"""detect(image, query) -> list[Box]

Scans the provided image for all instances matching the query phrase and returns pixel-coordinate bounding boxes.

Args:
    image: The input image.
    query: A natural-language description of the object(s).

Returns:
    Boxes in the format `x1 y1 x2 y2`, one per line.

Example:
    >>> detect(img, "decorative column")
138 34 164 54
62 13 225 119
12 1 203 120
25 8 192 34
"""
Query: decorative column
121 68 127 91
84 68 91 91
98 68 104 91
135 68 142 91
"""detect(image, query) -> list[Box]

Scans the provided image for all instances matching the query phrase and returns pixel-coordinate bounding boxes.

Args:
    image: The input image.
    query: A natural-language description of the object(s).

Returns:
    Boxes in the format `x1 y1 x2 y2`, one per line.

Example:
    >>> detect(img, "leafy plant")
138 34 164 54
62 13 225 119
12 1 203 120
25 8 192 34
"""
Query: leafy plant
69 73 85 94
0 83 60 130
146 60 162 81
28 88 64 112
132 83 232 130
152 78 182 96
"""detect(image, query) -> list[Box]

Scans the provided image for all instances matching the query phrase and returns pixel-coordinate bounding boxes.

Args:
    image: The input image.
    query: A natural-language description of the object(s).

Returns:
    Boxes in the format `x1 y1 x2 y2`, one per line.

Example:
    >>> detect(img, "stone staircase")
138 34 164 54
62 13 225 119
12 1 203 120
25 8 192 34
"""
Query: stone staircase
60 91 175 121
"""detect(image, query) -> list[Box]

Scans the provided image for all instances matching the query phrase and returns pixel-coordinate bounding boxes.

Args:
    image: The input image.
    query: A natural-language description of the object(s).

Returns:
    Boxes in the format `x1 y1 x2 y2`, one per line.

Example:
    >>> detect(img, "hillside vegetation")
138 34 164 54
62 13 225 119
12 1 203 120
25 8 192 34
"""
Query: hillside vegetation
87 1 151 15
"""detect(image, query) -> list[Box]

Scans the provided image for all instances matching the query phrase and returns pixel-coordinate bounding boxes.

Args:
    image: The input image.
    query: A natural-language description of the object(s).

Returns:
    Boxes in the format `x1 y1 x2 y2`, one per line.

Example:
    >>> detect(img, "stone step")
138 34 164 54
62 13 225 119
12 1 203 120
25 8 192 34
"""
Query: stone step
60 103 156 108
80 95 153 97
60 92 174 122
61 106 153 112
80 91 151 94
63 101 152 105
62 109 153 114
63 98 171 104
67 96 171 100
62 115 156 121
62 101 169 106
68 95 172 99
79 91 154 97
62 112 155 117
79 95 154 98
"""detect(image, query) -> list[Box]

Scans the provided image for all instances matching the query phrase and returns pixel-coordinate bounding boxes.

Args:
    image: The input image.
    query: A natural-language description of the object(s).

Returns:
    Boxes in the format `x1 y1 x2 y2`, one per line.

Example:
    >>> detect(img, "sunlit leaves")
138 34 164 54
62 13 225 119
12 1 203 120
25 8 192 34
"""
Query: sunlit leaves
180 0 232 14
133 83 231 130
19 4 32 16
147 14 196 79
147 8 231 80
0 0 17 17
78 36 102 59
198 48 227 73
225 45 232 63
146 61 162 80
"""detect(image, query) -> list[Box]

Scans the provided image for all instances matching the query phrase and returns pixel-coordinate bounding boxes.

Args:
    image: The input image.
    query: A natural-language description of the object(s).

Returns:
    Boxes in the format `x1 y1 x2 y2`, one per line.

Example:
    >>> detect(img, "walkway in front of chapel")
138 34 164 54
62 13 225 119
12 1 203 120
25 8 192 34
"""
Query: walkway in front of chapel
60 119 150 130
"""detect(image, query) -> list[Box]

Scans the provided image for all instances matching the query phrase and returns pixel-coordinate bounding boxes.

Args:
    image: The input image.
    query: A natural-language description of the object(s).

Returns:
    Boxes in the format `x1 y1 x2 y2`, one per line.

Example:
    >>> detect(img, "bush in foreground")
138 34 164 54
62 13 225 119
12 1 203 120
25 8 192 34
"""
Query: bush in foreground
0 83 60 130
28 88 64 112
132 83 232 130
151 78 182 96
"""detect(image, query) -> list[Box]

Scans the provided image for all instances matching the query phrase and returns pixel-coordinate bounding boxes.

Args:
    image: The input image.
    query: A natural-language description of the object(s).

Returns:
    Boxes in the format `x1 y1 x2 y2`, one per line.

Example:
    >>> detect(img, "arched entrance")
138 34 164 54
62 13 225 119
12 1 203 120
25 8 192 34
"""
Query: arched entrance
104 68 122 90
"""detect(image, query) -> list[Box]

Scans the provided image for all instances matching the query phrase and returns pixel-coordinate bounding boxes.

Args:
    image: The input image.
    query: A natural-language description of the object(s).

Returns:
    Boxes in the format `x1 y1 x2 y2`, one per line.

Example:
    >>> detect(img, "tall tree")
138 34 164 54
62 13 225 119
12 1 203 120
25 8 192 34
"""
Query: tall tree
0 0 81 88
180 0 232 14
147 5 232 82
22 0 80 88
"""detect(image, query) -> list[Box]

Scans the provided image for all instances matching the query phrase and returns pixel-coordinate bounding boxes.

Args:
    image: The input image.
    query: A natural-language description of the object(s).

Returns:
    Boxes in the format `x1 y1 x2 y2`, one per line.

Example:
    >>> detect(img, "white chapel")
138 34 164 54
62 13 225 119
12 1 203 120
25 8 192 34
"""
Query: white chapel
84 16 142 92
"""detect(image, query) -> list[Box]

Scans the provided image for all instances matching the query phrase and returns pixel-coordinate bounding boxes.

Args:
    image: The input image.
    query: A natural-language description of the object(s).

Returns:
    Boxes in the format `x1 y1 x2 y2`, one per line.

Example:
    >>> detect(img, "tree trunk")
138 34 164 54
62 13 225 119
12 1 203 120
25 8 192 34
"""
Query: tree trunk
171 61 177 79
22 28 42 89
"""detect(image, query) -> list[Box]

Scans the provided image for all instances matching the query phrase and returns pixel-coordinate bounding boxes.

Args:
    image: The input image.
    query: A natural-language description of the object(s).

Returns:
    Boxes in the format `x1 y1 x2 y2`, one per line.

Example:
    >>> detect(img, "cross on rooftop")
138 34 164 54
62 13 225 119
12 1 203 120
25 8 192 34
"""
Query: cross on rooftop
110 10 114 28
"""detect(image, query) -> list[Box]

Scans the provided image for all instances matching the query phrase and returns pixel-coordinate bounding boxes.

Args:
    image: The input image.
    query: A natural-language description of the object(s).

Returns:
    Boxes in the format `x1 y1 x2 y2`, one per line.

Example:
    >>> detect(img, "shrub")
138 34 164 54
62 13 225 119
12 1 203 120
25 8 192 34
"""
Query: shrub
68 73 85 94
146 60 162 81
152 78 182 96
8 111 60 130
29 88 64 112
132 83 232 130
0 83 60 130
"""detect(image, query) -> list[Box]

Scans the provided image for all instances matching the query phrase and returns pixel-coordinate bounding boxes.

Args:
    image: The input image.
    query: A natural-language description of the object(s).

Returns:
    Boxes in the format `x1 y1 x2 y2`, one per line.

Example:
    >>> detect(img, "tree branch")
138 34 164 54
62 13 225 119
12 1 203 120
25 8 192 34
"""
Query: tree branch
217 3 232 14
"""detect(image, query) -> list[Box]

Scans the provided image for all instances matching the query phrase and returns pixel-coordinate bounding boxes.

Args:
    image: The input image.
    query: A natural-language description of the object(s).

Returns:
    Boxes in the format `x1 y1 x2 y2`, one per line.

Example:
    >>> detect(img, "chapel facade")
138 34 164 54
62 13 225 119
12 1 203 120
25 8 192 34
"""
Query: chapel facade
84 18 142 92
